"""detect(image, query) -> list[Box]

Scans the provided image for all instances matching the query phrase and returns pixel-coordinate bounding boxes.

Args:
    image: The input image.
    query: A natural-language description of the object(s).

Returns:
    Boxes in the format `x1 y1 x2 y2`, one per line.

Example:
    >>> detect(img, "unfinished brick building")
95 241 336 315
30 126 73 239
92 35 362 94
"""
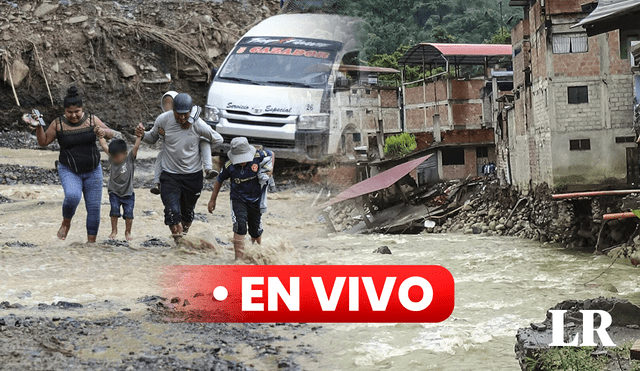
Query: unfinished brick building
398 43 512 181
503 0 635 189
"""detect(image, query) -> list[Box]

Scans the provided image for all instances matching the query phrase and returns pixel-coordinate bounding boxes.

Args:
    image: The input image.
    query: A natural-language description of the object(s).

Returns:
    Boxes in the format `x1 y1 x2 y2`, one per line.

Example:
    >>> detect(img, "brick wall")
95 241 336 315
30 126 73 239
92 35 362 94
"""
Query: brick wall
441 128 494 144
609 30 632 75
379 89 398 108
316 165 356 188
450 79 484 100
451 103 483 127
547 0 583 14
441 147 478 180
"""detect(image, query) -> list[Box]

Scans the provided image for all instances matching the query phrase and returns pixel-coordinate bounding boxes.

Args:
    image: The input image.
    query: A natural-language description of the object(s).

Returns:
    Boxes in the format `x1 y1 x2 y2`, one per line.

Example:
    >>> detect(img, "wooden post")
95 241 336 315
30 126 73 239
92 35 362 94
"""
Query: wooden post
377 118 385 160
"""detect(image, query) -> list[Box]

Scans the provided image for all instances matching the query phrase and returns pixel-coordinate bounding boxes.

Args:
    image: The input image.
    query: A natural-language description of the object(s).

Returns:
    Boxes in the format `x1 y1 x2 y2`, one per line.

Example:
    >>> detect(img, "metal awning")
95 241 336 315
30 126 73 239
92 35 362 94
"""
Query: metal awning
339 65 400 74
320 155 432 208
398 43 512 67
574 0 640 36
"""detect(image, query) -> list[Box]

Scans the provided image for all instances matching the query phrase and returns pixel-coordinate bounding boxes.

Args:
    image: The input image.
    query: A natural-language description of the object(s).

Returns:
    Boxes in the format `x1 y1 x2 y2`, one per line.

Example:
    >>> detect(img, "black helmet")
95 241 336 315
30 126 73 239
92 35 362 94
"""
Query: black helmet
173 93 193 114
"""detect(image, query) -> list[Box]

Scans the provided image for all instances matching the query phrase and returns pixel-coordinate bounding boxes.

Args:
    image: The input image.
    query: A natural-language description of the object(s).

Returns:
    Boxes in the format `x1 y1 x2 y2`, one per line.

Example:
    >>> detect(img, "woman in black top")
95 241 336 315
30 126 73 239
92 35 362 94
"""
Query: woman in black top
31 86 115 242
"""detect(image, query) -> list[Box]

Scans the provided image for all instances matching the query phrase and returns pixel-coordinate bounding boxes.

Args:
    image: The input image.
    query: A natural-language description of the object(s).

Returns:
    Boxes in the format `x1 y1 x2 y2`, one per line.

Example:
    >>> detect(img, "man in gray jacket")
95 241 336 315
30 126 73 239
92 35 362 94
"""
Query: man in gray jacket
136 93 223 239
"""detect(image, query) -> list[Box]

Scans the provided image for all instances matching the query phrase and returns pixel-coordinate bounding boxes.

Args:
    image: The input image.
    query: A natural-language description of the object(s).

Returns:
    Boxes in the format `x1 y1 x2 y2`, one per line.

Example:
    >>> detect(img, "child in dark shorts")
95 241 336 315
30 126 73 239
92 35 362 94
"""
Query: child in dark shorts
207 137 273 260
98 129 142 240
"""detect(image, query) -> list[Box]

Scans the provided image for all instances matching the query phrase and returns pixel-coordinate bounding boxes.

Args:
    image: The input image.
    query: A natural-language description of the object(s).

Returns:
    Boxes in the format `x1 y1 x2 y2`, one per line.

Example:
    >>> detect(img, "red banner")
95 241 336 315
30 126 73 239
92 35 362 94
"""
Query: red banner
162 265 455 323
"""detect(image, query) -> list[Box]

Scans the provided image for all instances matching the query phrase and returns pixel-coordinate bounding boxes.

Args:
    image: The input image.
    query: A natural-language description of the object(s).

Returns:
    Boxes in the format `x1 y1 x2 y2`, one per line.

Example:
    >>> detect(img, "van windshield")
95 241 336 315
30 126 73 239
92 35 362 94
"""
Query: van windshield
216 37 342 88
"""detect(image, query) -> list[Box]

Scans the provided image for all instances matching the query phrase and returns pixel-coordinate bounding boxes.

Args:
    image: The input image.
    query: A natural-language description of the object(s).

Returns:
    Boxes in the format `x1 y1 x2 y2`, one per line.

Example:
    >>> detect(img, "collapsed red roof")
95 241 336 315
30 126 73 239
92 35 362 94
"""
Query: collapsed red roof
320 155 432 208
398 43 512 67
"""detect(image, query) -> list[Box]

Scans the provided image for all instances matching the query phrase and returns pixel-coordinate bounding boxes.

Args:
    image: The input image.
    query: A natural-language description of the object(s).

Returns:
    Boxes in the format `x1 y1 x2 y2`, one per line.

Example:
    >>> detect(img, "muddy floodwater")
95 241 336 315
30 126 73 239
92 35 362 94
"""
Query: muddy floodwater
2 148 640 370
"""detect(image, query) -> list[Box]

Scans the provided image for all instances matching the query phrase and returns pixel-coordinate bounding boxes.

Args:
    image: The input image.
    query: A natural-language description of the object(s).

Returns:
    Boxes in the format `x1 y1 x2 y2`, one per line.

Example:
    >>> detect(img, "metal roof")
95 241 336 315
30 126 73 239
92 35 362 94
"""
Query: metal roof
574 0 640 36
338 65 400 74
398 43 513 67
319 155 432 208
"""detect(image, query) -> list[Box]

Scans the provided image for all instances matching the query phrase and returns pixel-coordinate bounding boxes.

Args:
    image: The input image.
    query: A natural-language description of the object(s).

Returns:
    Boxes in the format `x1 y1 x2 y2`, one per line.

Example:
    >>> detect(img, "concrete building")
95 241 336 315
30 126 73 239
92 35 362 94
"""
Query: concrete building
503 0 635 189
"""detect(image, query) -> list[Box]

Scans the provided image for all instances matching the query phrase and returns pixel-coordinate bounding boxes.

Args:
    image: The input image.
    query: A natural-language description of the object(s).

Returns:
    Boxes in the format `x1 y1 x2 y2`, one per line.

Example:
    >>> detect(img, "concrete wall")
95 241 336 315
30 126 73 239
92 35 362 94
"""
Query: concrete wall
503 0 635 189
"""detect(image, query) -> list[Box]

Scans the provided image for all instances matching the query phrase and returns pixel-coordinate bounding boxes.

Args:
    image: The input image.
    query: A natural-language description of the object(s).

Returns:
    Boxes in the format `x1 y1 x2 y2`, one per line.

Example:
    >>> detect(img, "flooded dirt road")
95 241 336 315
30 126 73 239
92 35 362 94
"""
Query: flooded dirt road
1 148 640 370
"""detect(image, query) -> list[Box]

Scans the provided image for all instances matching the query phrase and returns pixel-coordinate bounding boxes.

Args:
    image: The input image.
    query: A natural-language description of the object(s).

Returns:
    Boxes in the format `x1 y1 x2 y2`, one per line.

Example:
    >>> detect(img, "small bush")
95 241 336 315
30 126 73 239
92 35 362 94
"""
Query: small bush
384 133 417 157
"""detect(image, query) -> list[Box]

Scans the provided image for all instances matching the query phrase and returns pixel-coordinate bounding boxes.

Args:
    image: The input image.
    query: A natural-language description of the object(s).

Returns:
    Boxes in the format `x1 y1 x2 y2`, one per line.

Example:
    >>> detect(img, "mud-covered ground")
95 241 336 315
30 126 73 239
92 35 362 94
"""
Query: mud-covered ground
0 0 280 130
0 137 328 370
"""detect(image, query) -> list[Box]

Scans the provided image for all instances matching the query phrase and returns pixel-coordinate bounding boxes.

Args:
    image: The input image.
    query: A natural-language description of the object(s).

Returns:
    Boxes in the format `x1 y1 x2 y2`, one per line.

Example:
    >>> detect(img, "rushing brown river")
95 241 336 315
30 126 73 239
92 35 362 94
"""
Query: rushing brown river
1 148 640 370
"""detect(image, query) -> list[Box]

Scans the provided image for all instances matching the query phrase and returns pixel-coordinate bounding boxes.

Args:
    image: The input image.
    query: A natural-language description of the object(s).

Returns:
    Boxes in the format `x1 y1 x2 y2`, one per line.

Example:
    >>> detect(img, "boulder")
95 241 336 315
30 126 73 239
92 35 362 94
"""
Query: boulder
7 58 29 87
373 246 392 255
34 3 59 17
66 15 88 24
115 60 136 78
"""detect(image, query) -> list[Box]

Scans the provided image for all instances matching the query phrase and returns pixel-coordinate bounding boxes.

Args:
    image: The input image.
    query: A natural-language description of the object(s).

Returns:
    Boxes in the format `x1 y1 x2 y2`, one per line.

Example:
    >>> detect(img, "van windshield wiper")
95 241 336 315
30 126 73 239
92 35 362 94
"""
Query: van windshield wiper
265 80 316 88
217 76 263 85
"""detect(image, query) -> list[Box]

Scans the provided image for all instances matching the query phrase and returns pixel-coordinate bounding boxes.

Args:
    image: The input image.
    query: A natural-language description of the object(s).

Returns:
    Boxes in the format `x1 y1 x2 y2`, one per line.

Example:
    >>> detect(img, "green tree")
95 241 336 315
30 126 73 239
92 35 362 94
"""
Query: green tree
487 27 511 44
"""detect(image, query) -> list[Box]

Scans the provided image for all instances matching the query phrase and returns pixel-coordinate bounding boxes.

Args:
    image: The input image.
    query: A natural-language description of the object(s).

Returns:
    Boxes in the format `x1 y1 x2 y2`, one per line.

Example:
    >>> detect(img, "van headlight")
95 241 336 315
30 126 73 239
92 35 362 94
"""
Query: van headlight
297 114 329 130
204 106 220 123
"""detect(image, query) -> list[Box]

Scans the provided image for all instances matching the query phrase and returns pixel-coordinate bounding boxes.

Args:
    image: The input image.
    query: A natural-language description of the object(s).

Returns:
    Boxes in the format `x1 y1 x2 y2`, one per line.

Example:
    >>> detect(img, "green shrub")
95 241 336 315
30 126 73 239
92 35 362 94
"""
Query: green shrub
384 133 417 157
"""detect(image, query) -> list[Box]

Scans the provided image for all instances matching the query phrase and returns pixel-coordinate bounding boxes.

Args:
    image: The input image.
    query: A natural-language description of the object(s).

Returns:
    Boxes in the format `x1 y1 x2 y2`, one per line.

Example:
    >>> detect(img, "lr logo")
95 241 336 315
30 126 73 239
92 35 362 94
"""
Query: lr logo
549 310 616 347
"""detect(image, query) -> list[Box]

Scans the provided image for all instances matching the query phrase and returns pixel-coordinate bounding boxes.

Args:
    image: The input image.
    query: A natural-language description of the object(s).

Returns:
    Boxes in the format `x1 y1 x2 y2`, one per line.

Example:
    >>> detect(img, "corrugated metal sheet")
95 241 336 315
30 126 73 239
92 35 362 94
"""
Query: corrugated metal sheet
575 0 640 34
338 65 400 74
398 43 512 66
320 155 432 207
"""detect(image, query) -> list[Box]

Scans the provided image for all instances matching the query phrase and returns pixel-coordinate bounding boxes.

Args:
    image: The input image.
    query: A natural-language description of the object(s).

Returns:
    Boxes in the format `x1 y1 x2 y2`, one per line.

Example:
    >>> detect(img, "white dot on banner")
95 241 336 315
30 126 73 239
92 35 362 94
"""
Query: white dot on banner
213 286 228 301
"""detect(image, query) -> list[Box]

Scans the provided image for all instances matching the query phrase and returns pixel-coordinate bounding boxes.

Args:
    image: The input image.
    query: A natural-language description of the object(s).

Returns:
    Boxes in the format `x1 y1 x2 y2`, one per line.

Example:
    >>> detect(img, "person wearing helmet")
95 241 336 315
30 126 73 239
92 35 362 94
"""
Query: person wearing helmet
150 91 218 195
136 93 223 240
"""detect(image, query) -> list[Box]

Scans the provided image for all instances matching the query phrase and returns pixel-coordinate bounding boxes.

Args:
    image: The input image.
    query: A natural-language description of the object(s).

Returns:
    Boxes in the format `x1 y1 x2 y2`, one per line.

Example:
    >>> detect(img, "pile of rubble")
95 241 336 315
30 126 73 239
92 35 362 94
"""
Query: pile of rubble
0 0 279 130
434 180 639 251
324 172 640 251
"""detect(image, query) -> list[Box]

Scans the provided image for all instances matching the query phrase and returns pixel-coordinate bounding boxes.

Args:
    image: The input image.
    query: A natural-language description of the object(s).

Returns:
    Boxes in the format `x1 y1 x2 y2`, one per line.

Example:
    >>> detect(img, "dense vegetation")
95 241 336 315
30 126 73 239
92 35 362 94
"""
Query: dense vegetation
340 0 522 58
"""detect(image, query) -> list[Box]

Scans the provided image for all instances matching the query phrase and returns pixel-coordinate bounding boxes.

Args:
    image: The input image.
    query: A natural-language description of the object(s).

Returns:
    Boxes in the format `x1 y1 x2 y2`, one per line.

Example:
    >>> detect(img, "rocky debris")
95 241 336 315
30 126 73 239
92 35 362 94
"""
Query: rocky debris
114 60 137 78
3 241 36 248
0 0 280 131
0 301 24 309
515 298 640 371
102 239 129 247
373 246 392 254
34 3 59 18
192 212 209 223
0 193 13 203
140 237 171 248
0 164 59 185
428 178 636 251
0 131 59 151
0 311 309 370
53 301 83 309
325 199 362 232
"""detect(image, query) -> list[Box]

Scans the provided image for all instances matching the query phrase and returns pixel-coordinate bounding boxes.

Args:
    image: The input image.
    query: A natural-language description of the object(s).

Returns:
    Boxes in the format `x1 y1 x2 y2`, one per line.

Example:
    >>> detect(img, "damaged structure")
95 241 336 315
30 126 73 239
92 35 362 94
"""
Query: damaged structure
502 0 636 189
397 43 512 182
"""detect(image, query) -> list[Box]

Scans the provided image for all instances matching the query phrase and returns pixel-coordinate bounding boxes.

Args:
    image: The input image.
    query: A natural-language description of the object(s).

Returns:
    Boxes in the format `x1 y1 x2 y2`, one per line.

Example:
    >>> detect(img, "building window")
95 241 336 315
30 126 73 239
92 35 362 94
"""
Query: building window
552 33 589 54
568 86 588 104
476 146 489 158
442 147 465 165
615 136 636 143
570 139 591 151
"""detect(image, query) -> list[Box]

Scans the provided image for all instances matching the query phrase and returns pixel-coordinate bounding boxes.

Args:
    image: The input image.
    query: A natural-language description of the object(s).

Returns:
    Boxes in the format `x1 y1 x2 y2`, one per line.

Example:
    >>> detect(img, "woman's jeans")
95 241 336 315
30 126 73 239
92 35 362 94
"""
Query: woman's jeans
58 163 103 236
